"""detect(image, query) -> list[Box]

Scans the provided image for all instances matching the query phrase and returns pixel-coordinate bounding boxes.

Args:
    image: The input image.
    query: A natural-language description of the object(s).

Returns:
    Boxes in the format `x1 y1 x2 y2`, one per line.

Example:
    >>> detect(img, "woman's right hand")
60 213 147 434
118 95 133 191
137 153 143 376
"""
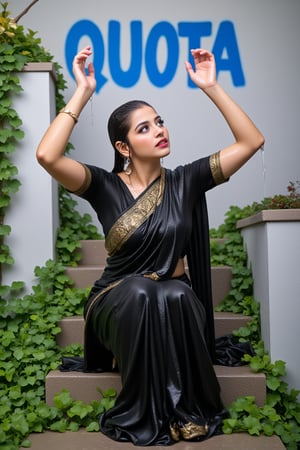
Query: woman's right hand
73 46 96 96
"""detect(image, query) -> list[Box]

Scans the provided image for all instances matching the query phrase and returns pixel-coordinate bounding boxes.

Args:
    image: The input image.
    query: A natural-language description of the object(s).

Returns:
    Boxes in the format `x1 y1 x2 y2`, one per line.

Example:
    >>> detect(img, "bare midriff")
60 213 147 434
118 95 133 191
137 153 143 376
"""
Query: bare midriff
172 258 185 278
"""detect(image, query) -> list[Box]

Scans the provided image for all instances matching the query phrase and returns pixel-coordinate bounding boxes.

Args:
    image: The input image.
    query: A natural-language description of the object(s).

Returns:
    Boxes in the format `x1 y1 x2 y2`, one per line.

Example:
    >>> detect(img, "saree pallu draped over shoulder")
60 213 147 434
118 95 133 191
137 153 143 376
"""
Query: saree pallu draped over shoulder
105 168 165 257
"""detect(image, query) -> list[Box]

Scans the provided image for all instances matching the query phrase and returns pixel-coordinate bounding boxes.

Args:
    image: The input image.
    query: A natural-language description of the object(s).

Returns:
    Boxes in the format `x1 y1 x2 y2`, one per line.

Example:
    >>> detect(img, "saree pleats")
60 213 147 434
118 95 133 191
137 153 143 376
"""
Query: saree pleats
91 275 226 446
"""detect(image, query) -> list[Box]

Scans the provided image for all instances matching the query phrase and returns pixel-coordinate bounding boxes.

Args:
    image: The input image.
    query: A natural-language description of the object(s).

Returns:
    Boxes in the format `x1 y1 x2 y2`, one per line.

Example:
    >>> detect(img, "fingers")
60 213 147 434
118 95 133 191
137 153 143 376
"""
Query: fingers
190 48 213 59
184 49 216 89
184 60 192 71
184 61 195 79
76 46 92 57
73 46 93 68
87 61 95 76
184 49 214 70
72 47 96 93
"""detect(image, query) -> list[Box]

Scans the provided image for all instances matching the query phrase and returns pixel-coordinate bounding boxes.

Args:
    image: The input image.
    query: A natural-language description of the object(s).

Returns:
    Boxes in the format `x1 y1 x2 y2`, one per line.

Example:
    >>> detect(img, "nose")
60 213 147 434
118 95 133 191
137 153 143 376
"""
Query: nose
154 124 164 136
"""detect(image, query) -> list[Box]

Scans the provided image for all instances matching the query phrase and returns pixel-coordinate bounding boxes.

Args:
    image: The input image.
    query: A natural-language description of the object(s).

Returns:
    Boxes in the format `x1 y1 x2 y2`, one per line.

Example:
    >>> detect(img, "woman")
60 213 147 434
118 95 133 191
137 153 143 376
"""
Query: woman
36 46 264 445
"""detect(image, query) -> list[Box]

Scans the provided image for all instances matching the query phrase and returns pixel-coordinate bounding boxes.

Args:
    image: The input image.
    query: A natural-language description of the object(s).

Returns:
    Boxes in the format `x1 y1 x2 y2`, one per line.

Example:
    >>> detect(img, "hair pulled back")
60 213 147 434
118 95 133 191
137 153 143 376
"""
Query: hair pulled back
108 100 153 173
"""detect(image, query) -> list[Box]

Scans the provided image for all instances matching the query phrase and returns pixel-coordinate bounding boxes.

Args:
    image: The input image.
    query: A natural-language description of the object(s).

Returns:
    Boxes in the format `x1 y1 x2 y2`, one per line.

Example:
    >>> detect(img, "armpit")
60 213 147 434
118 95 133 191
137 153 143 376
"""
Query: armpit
209 151 227 185
71 163 92 196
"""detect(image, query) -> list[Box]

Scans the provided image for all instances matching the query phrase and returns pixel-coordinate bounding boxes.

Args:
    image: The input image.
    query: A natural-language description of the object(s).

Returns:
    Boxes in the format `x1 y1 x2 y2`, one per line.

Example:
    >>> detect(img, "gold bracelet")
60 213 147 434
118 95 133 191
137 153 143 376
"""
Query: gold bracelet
59 107 79 124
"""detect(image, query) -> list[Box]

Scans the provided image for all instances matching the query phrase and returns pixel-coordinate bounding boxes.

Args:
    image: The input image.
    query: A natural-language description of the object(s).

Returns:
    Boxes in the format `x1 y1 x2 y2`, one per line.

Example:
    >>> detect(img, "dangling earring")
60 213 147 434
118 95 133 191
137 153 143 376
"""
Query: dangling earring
124 157 132 175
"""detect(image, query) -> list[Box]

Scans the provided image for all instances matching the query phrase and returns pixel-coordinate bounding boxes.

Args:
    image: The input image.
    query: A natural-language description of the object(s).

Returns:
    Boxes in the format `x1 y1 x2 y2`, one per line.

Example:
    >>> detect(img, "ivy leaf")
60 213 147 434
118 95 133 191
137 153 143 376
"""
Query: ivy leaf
86 421 100 432
2 331 15 347
0 142 16 153
21 439 33 448
102 388 117 398
0 404 10 418
267 376 281 391
68 421 80 432
266 392 281 407
9 117 23 128
243 416 261 435
0 224 11 236
53 390 73 410
262 422 274 436
13 348 24 360
11 280 25 291
35 403 53 419
49 418 68 432
68 401 93 419
11 412 29 435
100 397 116 411
2 179 21 194
32 351 46 361
271 360 286 377
224 418 238 430
0 97 11 107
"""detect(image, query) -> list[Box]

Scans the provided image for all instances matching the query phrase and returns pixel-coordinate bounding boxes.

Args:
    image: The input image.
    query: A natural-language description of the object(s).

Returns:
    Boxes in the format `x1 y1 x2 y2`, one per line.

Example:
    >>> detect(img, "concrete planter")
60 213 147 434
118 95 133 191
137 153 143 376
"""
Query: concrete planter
237 209 300 392
2 63 58 293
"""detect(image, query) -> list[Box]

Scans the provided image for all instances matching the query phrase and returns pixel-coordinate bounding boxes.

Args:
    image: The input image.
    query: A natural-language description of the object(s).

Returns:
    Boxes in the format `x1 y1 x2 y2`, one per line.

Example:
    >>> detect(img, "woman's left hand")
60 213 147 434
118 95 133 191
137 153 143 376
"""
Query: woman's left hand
185 49 217 90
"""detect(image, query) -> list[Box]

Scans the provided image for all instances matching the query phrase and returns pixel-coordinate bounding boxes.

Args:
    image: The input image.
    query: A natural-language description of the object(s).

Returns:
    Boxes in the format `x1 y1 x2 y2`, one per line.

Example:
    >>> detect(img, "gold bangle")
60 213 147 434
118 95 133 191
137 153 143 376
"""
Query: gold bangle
59 107 79 124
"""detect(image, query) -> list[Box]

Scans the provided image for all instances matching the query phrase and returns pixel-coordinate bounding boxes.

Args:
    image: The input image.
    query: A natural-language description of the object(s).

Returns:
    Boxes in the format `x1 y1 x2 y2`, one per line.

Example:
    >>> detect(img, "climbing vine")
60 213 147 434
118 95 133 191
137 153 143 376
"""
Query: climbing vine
0 1 100 291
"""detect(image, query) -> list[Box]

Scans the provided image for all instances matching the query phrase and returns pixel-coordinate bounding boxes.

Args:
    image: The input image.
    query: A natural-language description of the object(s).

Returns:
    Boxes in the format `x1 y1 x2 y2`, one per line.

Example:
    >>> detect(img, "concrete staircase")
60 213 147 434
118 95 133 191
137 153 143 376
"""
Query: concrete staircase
41 240 285 450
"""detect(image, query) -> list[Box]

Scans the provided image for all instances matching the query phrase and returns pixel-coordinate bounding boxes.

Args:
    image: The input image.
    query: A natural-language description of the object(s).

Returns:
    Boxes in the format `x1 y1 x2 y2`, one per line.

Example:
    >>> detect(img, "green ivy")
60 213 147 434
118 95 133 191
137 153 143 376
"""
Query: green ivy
0 258 115 450
0 1 101 284
56 187 101 266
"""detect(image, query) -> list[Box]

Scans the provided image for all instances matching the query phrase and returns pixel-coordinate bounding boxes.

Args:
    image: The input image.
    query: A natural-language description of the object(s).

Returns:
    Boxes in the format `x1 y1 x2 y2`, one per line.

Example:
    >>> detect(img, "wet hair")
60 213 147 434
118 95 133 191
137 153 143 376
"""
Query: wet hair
107 100 154 173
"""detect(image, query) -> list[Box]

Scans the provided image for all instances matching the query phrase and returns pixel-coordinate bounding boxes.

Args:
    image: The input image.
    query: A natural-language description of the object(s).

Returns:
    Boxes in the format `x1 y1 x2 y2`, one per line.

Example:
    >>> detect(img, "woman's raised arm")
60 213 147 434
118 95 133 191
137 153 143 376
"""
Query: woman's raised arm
36 46 96 191
185 49 265 179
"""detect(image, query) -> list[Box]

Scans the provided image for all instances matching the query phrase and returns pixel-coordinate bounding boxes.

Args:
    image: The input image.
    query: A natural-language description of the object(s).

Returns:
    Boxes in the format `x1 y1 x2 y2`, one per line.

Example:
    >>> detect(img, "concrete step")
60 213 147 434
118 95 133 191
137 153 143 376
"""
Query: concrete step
76 239 107 265
56 312 252 348
20 429 286 450
46 365 266 408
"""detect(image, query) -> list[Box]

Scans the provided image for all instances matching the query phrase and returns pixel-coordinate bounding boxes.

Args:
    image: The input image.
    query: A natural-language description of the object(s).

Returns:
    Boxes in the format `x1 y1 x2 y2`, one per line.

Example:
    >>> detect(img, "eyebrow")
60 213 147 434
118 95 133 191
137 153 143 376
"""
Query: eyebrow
134 115 161 131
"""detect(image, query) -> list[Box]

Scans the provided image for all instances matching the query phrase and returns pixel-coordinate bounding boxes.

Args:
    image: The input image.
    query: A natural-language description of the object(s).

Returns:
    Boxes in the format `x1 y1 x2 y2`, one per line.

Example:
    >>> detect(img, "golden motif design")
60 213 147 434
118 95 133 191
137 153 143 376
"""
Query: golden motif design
179 421 209 439
209 151 226 185
106 169 165 256
143 272 160 281
170 421 209 441
169 423 180 441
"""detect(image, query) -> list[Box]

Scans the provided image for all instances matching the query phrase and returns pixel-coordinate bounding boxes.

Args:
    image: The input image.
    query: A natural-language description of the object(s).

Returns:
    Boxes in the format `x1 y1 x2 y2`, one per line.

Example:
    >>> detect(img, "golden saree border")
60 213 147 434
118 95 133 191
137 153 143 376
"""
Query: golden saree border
85 278 123 323
105 168 165 256
209 151 226 185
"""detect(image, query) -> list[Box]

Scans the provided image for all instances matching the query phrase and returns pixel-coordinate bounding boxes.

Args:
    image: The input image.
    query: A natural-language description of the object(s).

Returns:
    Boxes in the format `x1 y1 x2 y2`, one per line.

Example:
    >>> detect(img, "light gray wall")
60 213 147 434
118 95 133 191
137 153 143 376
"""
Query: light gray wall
8 0 300 230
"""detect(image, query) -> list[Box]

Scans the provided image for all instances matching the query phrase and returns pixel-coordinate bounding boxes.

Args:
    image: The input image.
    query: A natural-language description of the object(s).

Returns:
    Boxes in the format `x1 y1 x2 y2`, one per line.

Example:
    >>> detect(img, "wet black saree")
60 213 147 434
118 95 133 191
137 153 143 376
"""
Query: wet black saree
62 154 236 445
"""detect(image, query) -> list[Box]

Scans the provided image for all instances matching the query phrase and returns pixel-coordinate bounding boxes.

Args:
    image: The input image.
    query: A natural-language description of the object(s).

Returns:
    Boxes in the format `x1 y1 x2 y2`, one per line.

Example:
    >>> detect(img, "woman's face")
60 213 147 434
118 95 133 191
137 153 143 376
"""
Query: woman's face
126 106 170 161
